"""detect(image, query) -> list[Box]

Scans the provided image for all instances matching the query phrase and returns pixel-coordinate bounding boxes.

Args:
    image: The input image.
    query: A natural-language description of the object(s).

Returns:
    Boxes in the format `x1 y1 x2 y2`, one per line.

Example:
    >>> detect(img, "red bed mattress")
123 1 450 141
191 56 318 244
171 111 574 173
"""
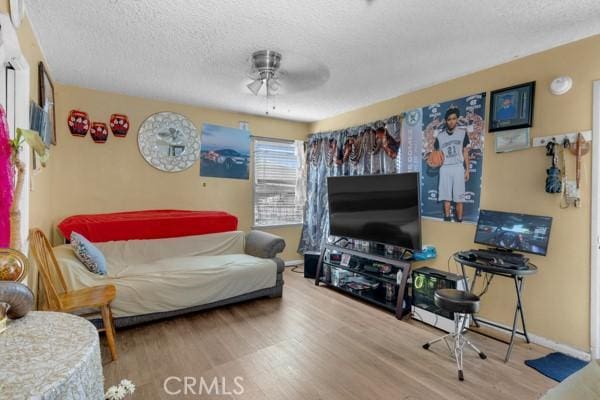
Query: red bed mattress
58 210 238 242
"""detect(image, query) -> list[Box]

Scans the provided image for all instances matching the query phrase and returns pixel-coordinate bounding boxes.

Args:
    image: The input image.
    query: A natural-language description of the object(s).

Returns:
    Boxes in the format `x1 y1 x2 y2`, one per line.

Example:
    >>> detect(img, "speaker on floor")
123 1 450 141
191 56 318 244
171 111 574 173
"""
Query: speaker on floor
303 251 320 279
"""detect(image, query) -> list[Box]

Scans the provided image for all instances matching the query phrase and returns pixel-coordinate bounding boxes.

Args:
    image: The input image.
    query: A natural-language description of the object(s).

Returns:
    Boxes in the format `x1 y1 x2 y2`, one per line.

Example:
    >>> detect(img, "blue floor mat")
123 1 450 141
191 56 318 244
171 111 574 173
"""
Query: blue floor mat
525 352 589 382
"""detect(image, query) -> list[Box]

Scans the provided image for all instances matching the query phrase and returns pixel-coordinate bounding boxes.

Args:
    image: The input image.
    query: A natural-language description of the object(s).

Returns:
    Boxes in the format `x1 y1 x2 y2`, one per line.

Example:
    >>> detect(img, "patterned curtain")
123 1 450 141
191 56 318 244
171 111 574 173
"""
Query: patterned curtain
298 115 403 254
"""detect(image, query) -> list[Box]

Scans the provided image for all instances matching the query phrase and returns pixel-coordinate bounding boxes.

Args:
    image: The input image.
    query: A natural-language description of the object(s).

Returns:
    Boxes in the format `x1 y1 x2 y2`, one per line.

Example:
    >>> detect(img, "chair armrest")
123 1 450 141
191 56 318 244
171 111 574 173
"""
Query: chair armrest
245 230 286 259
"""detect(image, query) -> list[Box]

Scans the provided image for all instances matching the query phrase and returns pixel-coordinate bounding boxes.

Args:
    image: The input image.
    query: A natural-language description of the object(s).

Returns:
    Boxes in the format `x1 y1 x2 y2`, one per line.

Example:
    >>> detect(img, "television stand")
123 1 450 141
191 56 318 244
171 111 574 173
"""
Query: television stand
314 243 413 319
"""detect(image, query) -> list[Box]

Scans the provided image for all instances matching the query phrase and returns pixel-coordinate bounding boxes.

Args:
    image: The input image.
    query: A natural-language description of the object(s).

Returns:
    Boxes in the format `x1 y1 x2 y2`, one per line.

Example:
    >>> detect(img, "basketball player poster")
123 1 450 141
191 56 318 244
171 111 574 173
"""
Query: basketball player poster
420 93 486 223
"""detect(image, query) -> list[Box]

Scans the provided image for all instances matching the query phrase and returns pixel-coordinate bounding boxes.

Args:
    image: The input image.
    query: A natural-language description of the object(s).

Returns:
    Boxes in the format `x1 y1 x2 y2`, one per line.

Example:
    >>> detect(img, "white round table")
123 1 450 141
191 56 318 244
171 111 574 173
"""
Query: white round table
0 311 104 399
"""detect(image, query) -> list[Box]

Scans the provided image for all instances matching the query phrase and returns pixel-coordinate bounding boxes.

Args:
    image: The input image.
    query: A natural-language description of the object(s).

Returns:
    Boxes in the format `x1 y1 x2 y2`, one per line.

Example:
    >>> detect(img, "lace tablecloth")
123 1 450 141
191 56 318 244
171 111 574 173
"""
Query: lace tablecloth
0 311 104 399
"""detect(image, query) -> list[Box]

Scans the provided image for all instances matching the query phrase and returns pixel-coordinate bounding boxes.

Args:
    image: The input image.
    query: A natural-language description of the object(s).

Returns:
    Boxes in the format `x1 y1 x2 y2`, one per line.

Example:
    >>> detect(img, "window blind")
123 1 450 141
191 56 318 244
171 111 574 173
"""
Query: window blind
253 138 304 227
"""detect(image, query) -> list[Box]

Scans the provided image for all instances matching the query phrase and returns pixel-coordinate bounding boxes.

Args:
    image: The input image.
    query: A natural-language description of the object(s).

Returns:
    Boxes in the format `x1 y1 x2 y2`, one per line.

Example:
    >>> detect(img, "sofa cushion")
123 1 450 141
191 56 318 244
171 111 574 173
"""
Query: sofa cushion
95 231 246 270
70 232 107 275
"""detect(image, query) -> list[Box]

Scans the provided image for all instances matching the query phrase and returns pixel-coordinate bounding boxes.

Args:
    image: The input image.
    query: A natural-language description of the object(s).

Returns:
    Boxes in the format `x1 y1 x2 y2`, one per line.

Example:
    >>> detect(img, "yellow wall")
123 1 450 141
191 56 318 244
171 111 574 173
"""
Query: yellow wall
50 85 308 261
0 4 55 235
310 34 600 351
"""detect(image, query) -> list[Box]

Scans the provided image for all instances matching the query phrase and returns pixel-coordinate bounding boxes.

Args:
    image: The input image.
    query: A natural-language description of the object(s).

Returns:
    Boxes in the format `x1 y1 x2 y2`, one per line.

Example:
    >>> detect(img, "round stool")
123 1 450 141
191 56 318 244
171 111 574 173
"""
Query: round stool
422 289 487 381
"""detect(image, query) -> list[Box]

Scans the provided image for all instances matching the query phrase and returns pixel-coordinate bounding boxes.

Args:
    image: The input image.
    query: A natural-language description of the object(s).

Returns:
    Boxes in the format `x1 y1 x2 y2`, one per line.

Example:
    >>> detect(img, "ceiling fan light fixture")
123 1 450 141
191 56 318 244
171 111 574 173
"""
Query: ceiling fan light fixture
247 79 263 96
267 78 280 94
247 50 282 96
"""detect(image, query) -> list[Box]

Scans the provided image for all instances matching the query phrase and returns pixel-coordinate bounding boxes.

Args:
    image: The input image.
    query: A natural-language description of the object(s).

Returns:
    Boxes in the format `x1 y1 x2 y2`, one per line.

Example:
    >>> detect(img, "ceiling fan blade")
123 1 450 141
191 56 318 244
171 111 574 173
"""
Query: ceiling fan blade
274 52 330 94
278 66 330 93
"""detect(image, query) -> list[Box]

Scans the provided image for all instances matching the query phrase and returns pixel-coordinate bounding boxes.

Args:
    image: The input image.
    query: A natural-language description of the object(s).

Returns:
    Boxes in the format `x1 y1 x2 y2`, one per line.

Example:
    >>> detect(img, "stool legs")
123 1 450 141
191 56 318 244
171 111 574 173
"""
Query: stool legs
422 312 486 381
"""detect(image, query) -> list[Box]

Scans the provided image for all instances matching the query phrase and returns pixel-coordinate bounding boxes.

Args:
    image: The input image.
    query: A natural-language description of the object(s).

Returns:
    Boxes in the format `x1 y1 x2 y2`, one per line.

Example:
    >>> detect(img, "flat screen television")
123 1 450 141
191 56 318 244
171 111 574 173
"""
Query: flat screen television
327 173 421 250
474 210 552 256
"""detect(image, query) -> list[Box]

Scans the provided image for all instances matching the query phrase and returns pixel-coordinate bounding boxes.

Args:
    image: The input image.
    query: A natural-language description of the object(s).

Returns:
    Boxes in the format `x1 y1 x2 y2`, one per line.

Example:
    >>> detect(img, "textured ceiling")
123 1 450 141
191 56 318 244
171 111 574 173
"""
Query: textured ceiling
24 0 600 122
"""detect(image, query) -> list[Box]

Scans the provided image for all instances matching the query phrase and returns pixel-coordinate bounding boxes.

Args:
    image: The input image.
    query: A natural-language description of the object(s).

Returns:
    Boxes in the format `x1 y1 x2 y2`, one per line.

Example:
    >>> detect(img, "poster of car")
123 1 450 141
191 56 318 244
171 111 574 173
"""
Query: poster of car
418 93 486 223
200 123 250 179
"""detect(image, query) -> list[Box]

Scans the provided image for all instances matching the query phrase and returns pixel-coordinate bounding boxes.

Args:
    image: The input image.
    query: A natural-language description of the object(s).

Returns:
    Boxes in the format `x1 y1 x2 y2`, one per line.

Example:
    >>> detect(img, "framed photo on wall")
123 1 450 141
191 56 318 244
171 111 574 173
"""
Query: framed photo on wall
489 81 535 132
38 62 56 145
495 128 530 153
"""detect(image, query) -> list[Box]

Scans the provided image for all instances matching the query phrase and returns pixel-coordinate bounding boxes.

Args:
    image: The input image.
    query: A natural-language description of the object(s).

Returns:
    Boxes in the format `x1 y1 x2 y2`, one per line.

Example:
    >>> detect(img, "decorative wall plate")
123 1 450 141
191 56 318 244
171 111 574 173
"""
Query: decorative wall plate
67 110 90 137
90 122 109 143
110 113 129 137
137 112 200 172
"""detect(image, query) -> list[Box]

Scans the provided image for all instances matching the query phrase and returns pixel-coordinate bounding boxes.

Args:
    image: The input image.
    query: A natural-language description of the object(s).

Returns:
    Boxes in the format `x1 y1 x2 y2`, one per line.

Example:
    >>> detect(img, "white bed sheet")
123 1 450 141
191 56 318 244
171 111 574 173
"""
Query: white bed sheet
52 231 277 317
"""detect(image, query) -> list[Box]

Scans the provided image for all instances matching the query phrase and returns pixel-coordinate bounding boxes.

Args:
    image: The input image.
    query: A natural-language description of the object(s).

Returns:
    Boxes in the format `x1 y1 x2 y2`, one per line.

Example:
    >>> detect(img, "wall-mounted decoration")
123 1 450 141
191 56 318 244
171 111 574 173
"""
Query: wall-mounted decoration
138 112 200 172
90 122 108 144
38 62 57 145
489 81 535 132
67 110 90 137
544 140 562 194
495 128 530 153
200 123 250 180
30 102 50 147
110 114 129 137
419 93 486 223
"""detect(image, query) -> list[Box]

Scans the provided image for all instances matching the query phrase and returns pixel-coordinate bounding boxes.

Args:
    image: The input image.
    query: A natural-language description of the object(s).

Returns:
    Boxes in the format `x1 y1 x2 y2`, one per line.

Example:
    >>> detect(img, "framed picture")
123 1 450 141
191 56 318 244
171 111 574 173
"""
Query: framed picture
495 128 530 153
200 123 250 180
38 62 56 145
489 81 535 132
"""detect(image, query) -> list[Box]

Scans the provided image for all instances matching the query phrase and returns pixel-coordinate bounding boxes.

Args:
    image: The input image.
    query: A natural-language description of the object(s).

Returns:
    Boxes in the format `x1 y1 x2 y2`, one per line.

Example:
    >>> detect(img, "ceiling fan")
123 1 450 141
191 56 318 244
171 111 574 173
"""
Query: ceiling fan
246 50 330 98
246 50 282 97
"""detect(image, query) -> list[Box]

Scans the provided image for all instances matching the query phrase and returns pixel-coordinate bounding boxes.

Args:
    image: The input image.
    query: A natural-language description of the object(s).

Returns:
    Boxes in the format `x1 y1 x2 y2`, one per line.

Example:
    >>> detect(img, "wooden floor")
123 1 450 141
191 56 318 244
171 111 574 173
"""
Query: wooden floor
102 269 556 399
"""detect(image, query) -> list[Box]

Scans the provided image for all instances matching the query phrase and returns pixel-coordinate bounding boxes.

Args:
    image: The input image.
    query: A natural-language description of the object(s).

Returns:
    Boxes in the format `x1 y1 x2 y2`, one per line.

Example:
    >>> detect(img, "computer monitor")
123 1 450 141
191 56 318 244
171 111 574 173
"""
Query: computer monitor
474 210 552 256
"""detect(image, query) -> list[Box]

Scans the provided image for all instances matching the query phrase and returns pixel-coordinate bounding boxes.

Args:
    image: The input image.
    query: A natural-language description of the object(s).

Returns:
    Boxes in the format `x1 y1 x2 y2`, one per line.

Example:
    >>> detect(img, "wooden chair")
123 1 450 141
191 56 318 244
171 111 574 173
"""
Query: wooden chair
29 228 118 361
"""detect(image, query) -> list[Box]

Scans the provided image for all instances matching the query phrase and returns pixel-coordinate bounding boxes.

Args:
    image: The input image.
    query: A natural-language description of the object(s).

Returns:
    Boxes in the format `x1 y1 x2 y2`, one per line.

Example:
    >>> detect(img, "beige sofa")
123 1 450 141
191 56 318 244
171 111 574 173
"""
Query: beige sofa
52 230 285 327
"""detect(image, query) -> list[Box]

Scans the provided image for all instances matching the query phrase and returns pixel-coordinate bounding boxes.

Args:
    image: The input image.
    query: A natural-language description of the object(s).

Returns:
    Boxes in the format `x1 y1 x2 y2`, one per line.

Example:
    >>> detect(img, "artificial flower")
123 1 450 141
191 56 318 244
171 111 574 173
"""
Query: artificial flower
120 379 136 394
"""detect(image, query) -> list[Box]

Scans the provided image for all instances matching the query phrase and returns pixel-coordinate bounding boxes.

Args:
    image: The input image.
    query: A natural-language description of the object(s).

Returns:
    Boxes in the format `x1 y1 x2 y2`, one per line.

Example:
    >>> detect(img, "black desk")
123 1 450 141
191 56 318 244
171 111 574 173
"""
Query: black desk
453 252 538 362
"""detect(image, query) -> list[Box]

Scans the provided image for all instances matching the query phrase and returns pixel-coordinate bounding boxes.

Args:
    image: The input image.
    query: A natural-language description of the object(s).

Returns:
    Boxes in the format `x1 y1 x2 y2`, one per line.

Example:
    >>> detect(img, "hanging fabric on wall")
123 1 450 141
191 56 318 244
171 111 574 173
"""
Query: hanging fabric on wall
297 115 402 254
0 105 13 247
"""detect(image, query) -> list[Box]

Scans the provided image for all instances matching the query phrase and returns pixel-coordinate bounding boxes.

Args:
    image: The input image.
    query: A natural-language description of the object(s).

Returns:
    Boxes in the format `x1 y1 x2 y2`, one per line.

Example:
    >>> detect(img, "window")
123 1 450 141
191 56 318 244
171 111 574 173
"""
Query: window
253 138 304 227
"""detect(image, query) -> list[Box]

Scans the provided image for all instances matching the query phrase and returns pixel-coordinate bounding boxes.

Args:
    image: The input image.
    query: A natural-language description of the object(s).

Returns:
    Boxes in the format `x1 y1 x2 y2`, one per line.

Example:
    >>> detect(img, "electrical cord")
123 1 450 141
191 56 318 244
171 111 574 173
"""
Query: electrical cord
291 263 304 274
448 254 463 276
475 273 494 297
332 237 350 247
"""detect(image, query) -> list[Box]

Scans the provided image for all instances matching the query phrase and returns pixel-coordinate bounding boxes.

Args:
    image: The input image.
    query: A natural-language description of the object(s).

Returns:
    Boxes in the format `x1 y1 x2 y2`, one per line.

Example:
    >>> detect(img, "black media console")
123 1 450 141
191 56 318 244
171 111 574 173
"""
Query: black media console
314 243 413 319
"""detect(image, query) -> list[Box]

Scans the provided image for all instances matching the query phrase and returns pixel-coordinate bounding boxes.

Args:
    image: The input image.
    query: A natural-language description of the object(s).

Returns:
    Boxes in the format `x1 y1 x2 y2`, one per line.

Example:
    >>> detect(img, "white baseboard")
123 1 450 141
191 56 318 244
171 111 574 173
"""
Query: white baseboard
476 316 591 361
284 260 303 267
